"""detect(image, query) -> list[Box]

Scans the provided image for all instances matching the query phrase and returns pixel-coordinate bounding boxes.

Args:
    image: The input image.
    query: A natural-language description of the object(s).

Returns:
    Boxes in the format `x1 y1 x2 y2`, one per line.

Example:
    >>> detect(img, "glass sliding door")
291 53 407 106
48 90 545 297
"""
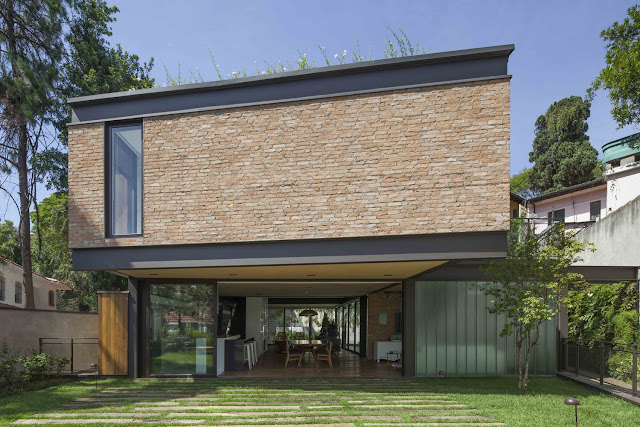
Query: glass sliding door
340 299 362 355
150 284 215 375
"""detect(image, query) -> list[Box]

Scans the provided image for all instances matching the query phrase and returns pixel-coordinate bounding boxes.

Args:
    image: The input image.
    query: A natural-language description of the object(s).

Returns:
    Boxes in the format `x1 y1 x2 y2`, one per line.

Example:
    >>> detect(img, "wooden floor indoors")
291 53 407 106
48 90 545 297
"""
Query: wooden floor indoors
221 345 402 378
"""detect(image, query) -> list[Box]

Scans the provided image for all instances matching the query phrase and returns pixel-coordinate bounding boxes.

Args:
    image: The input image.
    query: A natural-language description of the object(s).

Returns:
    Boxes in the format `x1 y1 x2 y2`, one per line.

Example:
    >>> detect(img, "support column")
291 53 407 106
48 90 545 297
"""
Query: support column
359 295 367 357
127 278 140 378
212 281 218 377
403 279 416 377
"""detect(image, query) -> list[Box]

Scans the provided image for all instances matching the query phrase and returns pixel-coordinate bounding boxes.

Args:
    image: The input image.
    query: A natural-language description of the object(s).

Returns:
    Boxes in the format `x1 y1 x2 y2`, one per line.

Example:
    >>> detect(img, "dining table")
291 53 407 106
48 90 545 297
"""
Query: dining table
290 340 325 359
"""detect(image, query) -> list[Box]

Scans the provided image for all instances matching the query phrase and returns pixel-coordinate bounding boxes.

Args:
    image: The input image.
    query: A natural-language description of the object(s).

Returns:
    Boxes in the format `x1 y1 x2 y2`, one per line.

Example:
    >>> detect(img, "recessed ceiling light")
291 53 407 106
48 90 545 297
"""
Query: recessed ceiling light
257 293 263 296
383 274 393 277
229 273 238 276
306 274 316 277
149 273 159 276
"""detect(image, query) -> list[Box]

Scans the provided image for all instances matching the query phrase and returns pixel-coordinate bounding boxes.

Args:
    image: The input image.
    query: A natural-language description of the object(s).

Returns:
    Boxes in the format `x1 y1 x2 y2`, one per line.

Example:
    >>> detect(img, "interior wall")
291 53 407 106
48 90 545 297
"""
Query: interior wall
414 281 556 377
245 297 268 355
367 292 402 359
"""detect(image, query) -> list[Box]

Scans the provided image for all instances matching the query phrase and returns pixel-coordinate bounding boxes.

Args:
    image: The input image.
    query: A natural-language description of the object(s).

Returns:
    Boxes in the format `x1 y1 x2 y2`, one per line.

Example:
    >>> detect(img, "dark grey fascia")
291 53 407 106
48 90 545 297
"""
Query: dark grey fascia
68 44 514 124
414 262 639 283
71 230 508 271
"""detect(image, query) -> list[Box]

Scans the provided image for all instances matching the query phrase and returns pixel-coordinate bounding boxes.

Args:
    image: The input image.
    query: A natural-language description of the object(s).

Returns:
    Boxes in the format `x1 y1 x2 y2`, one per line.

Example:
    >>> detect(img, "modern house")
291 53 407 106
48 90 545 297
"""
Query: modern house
0 258 72 310
67 44 557 378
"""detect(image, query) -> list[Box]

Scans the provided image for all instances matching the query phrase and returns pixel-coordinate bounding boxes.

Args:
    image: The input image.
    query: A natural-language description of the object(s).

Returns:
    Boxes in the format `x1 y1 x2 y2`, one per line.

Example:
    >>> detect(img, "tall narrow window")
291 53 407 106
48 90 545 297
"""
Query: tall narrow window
48 290 55 307
0 277 5 301
15 282 22 304
108 124 142 236
590 200 601 222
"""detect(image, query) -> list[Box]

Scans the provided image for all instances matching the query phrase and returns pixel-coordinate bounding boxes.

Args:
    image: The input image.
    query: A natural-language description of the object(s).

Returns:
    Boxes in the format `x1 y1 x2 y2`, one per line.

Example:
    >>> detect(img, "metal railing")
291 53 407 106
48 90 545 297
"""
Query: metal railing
562 338 639 395
38 337 98 374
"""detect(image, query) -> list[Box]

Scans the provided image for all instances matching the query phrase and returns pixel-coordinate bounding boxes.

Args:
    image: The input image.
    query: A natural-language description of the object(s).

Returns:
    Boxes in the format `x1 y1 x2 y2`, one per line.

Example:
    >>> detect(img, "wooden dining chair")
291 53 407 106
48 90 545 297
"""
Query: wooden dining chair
314 341 333 368
285 341 303 368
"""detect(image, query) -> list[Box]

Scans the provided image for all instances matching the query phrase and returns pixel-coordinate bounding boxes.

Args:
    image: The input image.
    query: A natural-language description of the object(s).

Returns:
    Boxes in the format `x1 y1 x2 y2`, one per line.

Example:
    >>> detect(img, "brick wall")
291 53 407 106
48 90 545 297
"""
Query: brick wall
68 78 510 248
366 292 403 359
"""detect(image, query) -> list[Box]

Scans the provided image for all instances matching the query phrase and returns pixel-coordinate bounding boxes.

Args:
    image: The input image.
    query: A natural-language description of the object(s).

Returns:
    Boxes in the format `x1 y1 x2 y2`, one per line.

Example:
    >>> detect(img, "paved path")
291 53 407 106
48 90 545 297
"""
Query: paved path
14 378 505 426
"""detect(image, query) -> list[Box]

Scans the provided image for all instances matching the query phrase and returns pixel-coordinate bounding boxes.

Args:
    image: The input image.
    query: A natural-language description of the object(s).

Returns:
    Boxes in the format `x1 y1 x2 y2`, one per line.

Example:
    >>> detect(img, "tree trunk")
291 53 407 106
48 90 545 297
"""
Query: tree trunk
18 121 35 309
6 0 35 309
516 329 524 390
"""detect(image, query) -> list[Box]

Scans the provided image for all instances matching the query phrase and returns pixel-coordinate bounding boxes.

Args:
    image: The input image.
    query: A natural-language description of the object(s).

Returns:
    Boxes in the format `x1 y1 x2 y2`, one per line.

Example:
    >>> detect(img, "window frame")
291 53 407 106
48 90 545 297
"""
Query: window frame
547 208 565 226
15 281 22 304
105 120 144 238
0 276 4 301
48 290 55 307
590 200 602 222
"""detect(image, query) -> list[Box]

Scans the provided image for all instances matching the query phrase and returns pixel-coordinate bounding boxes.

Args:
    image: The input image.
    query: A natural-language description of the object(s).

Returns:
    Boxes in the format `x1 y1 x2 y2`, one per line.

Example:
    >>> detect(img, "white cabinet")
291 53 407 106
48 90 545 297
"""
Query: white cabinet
374 340 402 362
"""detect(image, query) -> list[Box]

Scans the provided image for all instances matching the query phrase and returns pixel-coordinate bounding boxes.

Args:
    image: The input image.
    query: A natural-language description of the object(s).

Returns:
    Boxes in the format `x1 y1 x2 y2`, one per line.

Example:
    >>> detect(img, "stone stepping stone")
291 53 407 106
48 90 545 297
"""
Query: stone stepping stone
138 405 301 411
12 419 204 425
227 416 402 422
355 403 465 408
197 424 355 427
347 400 453 404
134 401 182 406
365 424 505 426
32 413 160 418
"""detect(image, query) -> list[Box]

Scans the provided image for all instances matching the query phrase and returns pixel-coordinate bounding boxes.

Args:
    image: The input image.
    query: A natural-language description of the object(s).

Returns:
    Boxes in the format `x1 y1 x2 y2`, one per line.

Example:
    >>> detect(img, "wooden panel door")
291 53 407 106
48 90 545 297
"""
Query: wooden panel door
98 292 129 375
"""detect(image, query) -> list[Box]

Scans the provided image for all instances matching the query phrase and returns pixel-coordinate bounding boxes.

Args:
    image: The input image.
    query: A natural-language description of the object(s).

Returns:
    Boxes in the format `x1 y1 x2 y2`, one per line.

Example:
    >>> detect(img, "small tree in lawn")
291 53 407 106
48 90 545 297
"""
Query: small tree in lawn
479 223 592 390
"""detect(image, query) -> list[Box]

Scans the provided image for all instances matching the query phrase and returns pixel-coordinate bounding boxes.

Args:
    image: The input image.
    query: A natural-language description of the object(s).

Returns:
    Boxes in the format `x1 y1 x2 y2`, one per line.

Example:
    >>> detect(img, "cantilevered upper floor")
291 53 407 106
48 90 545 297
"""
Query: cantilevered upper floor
67 45 513 274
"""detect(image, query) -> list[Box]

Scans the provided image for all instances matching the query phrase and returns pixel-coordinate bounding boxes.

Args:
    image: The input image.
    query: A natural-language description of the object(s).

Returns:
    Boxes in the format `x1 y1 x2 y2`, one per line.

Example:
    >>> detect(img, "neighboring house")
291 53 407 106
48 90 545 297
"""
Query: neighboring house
527 179 606 234
525 132 640 235
67 44 560 378
603 132 640 213
0 258 71 310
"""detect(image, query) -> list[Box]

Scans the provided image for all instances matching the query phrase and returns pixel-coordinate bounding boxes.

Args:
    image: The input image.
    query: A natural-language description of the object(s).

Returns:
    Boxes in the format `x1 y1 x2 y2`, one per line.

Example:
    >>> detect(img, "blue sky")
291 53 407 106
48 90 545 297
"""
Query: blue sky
0 0 637 223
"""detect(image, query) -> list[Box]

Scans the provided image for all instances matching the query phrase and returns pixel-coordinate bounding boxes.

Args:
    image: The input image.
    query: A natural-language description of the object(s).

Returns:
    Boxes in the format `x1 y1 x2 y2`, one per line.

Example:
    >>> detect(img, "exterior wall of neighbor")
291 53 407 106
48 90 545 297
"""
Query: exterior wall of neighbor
413 281 556 377
68 79 511 249
0 262 62 310
606 163 640 213
575 196 640 267
0 307 97 370
532 187 606 234
366 291 402 360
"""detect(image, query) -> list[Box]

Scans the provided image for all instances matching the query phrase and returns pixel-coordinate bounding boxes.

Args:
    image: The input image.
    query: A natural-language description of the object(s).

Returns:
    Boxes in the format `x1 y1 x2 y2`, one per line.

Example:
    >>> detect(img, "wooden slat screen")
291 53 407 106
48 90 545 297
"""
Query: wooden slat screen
98 292 129 375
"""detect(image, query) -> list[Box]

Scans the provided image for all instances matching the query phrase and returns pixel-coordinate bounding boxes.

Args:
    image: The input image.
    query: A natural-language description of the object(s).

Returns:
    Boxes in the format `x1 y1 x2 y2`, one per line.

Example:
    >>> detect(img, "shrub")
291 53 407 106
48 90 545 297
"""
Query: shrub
20 350 69 381
0 338 20 393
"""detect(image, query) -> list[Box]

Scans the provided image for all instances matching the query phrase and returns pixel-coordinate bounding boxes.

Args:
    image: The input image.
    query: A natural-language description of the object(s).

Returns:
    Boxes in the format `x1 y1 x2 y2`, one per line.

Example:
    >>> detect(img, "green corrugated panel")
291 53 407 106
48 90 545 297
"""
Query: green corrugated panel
414 281 557 377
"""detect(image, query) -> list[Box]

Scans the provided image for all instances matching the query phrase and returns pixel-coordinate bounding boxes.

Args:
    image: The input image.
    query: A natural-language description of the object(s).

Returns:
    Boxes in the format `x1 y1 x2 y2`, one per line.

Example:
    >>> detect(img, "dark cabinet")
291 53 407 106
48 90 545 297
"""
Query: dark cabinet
224 339 244 371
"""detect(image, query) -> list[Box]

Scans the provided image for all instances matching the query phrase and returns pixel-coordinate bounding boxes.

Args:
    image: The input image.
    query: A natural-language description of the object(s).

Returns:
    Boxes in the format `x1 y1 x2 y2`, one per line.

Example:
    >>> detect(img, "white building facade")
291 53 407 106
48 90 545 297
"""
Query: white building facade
0 259 72 310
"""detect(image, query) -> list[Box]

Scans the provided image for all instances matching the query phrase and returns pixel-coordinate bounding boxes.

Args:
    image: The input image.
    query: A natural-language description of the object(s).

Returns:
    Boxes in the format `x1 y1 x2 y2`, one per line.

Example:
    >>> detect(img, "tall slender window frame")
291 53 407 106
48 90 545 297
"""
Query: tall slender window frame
106 122 143 237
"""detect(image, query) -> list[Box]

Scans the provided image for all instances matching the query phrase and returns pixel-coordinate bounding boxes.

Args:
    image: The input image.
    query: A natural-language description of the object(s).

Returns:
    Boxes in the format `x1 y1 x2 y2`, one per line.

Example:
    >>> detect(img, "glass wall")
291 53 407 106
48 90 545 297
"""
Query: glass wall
341 299 361 354
267 307 336 342
150 284 215 375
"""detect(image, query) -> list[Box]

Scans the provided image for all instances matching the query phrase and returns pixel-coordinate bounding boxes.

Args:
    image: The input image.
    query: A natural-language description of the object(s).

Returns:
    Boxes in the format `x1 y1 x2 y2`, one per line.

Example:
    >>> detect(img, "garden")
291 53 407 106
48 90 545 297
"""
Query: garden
0 339 70 398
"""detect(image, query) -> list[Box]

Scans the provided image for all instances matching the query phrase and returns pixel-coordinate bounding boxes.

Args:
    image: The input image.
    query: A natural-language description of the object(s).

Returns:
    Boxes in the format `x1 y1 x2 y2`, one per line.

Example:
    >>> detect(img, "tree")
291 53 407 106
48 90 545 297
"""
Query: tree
479 224 592 390
31 192 126 312
42 0 155 193
29 0 154 310
528 96 599 194
0 0 68 308
510 168 539 199
589 5 640 133
0 220 21 264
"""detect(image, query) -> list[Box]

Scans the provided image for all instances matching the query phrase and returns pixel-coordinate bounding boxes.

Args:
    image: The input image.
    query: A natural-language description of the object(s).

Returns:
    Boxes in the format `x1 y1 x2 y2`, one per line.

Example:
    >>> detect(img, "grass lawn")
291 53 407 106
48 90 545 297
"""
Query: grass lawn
0 376 637 426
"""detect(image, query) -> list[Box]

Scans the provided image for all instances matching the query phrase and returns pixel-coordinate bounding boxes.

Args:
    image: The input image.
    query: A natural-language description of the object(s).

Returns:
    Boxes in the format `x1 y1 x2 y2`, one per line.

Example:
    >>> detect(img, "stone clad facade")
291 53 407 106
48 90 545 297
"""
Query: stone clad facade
68 79 510 249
